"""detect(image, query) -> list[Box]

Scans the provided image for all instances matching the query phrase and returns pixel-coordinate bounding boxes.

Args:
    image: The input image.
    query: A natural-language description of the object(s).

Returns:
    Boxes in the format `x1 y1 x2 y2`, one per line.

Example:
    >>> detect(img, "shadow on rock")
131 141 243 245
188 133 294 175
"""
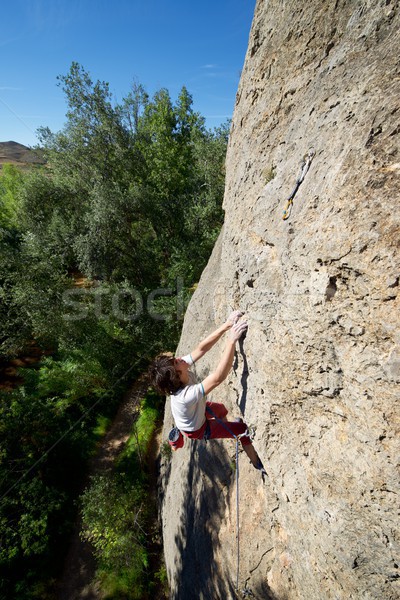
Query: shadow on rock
236 336 249 415
171 440 237 600
242 579 281 600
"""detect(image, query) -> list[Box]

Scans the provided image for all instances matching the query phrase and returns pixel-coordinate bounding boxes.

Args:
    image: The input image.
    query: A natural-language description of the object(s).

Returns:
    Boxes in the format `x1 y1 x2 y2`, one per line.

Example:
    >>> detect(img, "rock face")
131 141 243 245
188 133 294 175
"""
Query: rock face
160 1 399 598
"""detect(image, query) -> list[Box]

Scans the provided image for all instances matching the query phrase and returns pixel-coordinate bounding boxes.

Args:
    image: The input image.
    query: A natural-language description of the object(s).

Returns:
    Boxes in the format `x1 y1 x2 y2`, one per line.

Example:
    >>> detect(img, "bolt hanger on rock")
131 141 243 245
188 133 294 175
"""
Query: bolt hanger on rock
282 148 316 220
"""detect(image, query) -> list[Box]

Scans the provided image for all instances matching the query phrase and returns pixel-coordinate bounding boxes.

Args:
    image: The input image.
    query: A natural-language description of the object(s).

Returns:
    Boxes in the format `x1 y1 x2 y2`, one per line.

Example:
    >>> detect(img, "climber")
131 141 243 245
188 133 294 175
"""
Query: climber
149 311 266 475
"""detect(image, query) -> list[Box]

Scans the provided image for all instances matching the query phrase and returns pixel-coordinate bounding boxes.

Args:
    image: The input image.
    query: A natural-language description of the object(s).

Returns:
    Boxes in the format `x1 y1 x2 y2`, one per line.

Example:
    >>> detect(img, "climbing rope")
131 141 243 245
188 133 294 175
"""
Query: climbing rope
205 406 252 592
193 352 261 596
236 433 240 591
282 148 315 220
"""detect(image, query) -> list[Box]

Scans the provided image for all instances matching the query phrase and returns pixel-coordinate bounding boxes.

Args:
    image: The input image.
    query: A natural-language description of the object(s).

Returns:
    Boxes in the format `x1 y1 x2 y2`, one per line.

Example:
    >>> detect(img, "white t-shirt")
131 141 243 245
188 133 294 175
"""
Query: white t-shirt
170 354 206 432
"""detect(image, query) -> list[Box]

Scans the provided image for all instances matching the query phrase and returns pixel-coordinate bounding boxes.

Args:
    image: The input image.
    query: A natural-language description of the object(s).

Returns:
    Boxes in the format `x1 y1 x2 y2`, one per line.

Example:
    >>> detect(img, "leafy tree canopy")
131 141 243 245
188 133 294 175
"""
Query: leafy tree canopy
0 62 229 597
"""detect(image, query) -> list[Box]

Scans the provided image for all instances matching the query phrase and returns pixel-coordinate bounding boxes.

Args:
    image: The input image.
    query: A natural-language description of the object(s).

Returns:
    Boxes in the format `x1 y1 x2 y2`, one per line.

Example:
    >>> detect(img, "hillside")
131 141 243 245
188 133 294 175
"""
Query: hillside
0 141 44 170
160 1 399 599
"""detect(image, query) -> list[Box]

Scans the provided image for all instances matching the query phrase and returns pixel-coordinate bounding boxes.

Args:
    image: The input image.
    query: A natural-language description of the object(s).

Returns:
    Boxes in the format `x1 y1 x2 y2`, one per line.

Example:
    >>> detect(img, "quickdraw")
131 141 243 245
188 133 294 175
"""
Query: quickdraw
282 149 315 220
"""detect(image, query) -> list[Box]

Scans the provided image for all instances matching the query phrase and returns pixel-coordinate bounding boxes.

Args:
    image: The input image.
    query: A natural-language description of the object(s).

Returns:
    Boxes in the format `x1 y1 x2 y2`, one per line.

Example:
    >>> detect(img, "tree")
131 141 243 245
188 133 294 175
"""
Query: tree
0 63 229 596
37 62 131 190
0 164 24 230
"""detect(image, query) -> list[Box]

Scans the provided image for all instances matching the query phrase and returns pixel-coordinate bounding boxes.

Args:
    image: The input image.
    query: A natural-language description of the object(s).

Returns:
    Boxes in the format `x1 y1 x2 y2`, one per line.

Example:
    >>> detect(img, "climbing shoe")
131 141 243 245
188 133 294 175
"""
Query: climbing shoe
253 458 267 481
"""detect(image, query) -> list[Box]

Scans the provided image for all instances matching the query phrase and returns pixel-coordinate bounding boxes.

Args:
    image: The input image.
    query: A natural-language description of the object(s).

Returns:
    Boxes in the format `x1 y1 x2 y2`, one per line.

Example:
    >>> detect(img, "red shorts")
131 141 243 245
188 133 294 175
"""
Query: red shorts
182 401 251 446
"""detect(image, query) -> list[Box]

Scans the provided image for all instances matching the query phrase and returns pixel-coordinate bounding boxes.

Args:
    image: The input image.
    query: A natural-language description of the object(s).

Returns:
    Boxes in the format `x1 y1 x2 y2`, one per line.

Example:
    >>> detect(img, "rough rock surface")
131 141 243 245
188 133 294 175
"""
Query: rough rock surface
160 1 400 598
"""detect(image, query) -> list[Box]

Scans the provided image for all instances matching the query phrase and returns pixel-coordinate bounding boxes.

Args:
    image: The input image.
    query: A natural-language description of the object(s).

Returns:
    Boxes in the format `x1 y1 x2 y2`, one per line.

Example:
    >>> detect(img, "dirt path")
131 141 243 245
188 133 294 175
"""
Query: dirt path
57 377 149 600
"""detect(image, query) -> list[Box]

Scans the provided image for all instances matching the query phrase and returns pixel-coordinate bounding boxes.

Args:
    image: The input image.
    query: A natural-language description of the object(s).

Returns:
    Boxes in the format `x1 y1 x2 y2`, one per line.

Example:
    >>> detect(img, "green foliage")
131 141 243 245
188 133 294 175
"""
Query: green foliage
80 474 147 570
73 181 159 284
118 390 162 481
0 61 228 597
0 352 124 598
80 390 164 599
80 472 154 599
160 440 172 461
97 565 148 600
37 353 108 401
36 63 225 287
0 163 24 230
92 414 112 440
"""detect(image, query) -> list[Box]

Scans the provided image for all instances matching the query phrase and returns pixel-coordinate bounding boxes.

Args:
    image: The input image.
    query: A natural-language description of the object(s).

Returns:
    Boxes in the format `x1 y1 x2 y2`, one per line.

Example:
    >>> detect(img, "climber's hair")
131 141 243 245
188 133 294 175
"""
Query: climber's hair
148 353 182 395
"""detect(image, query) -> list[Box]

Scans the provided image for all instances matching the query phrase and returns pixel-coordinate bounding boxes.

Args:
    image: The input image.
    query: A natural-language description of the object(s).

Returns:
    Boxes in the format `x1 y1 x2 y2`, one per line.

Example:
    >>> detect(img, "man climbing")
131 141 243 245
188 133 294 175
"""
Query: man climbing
149 311 266 475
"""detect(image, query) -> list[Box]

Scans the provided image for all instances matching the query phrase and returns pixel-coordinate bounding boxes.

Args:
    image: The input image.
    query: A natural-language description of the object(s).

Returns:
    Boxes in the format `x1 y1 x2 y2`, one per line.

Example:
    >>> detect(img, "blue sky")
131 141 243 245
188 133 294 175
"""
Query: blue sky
1 0 255 147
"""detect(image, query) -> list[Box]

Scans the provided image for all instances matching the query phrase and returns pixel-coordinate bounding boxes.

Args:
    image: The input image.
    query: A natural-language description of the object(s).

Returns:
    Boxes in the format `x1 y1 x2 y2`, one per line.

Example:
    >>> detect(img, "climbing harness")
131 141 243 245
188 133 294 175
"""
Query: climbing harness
203 419 211 441
282 148 315 220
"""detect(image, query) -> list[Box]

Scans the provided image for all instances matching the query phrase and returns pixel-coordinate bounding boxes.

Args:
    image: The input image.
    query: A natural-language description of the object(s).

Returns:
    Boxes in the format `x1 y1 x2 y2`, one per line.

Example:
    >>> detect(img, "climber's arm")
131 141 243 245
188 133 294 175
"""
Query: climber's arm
201 320 248 395
190 311 243 363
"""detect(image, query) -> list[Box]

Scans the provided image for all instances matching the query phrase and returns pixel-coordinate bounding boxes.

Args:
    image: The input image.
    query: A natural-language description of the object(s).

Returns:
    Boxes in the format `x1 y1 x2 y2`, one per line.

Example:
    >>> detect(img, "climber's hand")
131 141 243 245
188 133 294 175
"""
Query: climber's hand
226 310 243 328
229 320 248 341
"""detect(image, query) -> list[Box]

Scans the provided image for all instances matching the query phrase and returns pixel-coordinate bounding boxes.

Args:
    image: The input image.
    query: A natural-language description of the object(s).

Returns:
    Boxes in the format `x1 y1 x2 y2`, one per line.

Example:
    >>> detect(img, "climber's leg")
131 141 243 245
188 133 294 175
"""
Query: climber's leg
242 442 259 467
207 418 251 445
206 401 228 422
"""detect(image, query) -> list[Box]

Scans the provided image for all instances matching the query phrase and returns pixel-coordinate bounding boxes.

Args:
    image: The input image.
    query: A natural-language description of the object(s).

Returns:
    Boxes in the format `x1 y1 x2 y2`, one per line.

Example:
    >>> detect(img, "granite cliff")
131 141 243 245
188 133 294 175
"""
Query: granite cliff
160 1 399 598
